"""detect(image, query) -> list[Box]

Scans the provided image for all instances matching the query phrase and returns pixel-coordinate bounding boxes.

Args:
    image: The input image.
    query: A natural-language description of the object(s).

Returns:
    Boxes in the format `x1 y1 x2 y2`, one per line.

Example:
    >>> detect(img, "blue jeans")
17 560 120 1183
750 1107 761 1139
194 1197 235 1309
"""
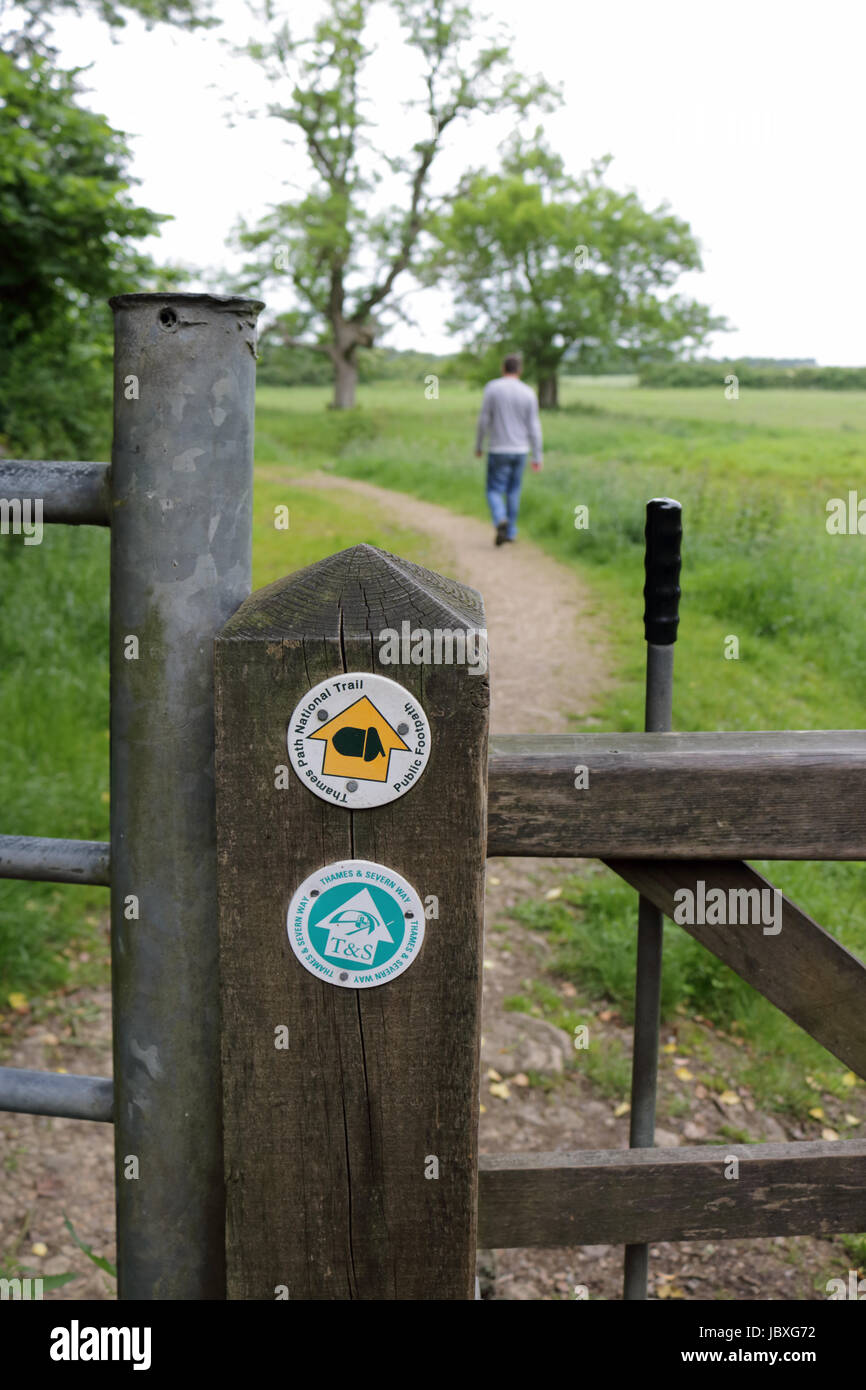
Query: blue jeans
486 452 527 539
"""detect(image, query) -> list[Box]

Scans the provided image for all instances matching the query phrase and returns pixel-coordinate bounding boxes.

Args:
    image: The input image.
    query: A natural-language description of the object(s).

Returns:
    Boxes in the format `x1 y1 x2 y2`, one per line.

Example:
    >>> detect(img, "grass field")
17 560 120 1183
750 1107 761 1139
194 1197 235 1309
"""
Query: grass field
255 378 866 732
0 453 445 1001
254 376 866 1111
2 375 865 1112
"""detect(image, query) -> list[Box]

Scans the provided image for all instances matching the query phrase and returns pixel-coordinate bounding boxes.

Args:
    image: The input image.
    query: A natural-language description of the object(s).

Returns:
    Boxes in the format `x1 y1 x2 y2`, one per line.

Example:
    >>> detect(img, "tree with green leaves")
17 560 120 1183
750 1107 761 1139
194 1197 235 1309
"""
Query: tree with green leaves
234 0 557 408
0 0 209 455
0 52 171 454
429 133 727 407
2 0 214 56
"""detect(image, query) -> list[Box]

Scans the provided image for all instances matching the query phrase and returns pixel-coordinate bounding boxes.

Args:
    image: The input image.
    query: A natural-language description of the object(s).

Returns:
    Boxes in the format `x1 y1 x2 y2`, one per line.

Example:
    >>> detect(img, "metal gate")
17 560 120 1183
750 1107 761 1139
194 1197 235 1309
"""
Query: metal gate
3 293 865 1301
0 292 263 1299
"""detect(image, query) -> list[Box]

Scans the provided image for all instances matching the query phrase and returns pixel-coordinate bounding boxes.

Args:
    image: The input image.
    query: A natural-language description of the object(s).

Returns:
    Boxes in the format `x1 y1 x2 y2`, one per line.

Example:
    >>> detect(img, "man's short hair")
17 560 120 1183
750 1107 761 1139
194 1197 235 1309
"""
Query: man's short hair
502 353 522 374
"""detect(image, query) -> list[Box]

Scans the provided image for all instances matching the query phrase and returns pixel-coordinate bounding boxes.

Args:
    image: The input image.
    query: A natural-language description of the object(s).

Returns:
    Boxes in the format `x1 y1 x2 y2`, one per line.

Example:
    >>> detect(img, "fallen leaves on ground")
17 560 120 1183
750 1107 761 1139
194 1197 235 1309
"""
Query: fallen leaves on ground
656 1275 685 1300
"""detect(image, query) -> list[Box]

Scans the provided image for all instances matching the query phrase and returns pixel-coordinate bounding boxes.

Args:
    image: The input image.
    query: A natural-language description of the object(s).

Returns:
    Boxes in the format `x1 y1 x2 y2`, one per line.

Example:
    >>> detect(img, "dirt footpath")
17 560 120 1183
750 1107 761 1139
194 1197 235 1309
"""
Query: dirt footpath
289 471 612 733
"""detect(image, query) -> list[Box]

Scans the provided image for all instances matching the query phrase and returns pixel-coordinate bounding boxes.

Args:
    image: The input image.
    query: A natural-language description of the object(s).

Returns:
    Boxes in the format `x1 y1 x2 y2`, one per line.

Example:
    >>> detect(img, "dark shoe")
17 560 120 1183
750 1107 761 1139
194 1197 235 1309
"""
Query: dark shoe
504 536 516 543
495 520 508 546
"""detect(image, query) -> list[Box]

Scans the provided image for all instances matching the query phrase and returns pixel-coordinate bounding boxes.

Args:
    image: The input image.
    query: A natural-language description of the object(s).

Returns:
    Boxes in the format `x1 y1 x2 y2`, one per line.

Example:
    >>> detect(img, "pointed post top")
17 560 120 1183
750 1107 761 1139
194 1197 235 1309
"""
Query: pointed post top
219 543 484 642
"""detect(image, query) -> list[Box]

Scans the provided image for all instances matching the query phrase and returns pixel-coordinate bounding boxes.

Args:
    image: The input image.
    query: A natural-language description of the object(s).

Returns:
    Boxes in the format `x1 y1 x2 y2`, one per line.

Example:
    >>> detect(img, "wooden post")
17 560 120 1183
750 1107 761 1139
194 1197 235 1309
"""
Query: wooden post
214 544 489 1299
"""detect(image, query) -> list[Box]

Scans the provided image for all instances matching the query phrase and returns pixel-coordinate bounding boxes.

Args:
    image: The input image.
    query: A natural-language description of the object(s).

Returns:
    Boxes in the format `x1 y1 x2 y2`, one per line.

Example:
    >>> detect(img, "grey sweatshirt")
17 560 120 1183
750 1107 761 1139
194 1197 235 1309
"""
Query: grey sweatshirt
475 375 543 461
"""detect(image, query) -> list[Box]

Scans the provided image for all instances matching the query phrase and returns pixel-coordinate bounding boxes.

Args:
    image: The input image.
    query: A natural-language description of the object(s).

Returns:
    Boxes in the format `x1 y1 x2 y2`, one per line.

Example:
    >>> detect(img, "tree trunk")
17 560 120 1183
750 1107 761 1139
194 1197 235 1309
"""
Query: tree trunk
537 373 559 409
331 352 358 409
327 315 374 409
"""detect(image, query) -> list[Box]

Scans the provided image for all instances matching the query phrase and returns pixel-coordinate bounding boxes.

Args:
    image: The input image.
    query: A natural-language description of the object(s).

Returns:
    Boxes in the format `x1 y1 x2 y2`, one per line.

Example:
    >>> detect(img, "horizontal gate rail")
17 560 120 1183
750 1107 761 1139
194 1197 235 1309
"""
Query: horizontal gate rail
6 730 862 886
0 1067 113 1122
0 834 111 886
0 459 111 526
607 858 866 1082
488 730 866 859
478 1138 866 1248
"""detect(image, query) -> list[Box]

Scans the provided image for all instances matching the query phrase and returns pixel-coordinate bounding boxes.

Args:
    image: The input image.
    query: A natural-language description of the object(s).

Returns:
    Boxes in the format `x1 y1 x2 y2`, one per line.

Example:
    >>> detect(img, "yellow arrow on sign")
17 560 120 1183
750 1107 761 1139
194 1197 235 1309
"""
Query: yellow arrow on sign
308 696 410 783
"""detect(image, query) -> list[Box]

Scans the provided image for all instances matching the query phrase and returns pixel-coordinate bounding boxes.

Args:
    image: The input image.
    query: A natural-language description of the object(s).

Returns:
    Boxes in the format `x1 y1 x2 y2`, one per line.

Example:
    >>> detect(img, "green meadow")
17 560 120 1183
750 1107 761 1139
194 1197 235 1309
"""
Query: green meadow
255 378 866 732
256 376 866 1110
2 376 865 1111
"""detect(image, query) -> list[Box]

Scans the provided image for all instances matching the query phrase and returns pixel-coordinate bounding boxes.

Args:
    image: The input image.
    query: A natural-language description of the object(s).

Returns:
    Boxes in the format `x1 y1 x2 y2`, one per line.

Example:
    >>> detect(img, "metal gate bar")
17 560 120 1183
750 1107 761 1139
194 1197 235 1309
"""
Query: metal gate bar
0 1068 113 1122
0 835 110 885
108 293 261 1299
0 459 111 524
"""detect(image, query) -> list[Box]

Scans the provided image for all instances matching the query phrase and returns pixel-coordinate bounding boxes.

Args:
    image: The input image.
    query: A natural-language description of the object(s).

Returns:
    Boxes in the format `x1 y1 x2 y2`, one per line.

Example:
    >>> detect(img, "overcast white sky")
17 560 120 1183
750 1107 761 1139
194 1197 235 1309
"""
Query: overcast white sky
47 0 866 363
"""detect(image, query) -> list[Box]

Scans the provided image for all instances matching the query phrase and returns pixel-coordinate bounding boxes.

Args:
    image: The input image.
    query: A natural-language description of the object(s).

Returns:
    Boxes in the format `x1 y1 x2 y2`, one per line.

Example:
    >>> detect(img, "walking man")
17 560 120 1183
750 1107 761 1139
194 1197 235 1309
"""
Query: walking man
474 352 543 546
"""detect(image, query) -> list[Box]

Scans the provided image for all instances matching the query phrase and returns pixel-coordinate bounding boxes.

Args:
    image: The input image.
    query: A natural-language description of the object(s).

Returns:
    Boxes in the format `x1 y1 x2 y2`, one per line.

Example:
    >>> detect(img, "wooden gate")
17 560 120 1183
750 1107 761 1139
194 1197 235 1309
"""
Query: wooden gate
213 543 866 1299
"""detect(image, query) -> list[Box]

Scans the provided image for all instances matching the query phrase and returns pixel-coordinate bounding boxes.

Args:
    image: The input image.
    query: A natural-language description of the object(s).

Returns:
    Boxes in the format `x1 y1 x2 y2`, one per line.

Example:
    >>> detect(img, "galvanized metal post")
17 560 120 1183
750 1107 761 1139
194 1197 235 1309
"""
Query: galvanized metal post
623 497 682 1301
109 292 263 1299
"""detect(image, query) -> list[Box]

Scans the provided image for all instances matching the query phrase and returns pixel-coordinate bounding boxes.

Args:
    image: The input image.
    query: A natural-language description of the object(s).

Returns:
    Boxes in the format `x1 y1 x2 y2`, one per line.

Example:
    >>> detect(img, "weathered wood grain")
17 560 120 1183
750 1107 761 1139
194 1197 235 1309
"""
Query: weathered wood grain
478 1139 866 1247
605 858 866 1080
215 545 488 1299
488 731 866 858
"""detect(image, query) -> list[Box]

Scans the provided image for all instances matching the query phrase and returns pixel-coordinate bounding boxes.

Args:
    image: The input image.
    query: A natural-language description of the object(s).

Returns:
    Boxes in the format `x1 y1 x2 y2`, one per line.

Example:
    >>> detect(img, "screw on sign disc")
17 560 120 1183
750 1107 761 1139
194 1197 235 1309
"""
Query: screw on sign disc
287 672 431 809
287 860 426 989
